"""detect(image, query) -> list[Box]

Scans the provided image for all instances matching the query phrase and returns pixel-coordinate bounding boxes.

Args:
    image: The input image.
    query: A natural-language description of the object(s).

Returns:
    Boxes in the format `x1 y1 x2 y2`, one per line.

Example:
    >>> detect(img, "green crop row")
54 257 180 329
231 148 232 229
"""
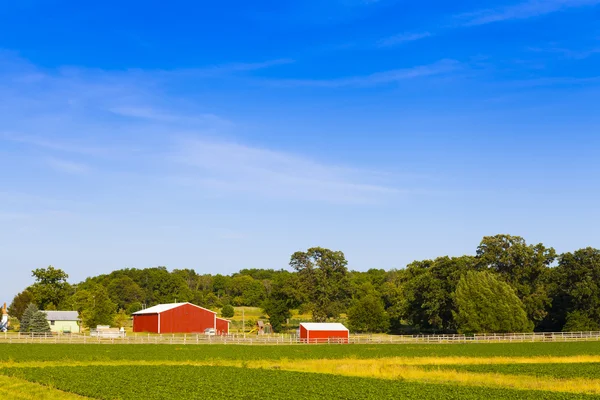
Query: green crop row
422 363 600 380
3 342 600 363
1 365 596 400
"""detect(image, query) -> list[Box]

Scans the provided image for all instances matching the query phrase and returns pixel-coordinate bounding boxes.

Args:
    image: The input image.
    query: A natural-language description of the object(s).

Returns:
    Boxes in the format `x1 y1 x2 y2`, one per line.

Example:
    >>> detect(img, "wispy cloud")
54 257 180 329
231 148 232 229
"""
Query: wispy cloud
267 59 460 88
108 107 233 128
45 157 90 175
0 53 406 205
171 138 401 204
377 32 432 47
164 58 295 78
456 0 600 26
528 45 600 59
1 132 106 156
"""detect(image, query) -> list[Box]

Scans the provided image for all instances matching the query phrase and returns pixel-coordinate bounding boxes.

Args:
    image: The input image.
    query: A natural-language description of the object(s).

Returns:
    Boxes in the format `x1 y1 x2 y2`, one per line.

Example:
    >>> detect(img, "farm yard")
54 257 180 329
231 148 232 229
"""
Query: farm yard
2 343 600 399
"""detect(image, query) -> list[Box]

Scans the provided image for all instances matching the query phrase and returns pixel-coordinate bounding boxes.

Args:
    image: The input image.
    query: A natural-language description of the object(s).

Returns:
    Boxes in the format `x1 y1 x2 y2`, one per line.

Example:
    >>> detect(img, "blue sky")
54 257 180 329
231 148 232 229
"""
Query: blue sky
1 0 599 301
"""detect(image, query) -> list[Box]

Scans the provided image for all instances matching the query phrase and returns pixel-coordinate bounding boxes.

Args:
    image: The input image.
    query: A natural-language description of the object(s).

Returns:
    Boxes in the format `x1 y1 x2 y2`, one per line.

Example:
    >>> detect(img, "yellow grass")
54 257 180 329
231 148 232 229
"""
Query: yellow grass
261 358 600 395
0 374 88 399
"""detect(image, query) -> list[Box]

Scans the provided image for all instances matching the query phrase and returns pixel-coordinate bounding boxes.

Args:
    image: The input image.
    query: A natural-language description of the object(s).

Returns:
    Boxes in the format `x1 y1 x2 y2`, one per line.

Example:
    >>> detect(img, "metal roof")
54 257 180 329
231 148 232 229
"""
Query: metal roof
42 311 80 321
300 322 349 331
132 302 216 315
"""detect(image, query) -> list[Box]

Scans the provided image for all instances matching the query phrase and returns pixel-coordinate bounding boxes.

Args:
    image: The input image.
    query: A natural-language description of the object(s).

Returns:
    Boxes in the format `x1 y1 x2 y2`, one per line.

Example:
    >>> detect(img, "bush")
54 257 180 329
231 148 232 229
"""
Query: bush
221 304 235 318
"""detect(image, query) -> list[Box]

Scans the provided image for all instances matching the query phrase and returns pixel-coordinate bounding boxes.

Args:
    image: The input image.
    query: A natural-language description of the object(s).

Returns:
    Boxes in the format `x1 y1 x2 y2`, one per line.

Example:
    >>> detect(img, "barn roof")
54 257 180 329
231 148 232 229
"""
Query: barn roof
42 311 79 321
132 302 216 315
300 322 349 331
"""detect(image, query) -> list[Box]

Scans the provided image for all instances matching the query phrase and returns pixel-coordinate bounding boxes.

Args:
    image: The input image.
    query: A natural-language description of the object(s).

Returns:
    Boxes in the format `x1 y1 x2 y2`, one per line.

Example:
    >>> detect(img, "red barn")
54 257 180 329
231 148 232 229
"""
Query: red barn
132 303 219 334
216 317 230 335
299 323 349 344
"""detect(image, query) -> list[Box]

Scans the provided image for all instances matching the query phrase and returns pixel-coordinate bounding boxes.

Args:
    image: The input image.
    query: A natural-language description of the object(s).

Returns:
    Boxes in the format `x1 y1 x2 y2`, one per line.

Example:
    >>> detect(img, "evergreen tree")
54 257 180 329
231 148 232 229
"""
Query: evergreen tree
28 311 51 333
19 303 38 333
453 271 533 334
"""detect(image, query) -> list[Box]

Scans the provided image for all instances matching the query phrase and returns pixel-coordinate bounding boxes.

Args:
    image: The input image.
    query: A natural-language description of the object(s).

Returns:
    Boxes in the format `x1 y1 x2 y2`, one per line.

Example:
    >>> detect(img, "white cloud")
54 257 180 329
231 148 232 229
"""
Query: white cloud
377 32 432 47
171 138 401 204
0 53 405 206
457 0 600 26
268 59 460 88
45 157 90 175
528 45 600 59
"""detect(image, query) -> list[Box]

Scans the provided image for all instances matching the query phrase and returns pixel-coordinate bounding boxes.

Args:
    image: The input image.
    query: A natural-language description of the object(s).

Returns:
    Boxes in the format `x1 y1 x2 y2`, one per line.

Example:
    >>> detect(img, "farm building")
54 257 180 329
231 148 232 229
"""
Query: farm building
215 317 230 335
41 311 80 334
299 322 349 344
132 303 229 334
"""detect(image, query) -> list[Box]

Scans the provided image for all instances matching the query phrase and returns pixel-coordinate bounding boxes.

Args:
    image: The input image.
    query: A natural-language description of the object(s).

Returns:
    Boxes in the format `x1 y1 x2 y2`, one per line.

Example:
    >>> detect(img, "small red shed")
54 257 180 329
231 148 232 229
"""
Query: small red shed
299 323 349 344
215 317 230 335
132 303 217 334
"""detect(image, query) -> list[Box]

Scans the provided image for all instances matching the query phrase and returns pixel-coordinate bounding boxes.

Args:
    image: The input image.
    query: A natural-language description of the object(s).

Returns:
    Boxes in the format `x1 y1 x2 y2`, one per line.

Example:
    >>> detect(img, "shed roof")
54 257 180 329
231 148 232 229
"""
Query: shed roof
300 323 349 331
42 311 79 321
132 302 216 315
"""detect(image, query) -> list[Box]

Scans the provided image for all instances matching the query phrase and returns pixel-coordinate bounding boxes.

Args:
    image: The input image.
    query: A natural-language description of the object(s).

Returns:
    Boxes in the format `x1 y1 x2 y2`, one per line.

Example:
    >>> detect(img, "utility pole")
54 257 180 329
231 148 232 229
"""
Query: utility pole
242 308 245 338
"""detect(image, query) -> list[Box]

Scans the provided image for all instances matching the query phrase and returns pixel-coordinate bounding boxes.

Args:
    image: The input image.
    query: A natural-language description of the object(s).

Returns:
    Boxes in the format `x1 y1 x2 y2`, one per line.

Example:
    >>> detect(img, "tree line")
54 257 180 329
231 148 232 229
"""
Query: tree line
8 234 600 334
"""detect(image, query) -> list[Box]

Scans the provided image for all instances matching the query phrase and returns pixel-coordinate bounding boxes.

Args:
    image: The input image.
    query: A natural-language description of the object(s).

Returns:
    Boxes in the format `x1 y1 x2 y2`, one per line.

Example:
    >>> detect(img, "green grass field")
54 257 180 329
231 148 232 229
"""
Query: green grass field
2 343 600 399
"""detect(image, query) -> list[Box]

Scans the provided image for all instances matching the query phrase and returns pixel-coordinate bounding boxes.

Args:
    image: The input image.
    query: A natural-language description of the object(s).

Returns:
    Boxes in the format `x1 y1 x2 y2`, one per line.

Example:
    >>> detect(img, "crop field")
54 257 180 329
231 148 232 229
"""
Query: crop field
2 343 600 399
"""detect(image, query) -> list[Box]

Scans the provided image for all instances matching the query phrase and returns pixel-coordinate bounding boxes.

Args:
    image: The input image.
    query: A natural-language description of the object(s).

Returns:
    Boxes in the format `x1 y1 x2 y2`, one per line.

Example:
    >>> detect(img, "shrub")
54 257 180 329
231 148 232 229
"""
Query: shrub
221 304 235 318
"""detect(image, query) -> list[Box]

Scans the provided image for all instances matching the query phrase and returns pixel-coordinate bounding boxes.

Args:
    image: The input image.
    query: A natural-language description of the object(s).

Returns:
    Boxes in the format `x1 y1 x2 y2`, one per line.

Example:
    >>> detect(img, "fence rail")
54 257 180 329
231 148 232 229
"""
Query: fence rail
2 331 600 345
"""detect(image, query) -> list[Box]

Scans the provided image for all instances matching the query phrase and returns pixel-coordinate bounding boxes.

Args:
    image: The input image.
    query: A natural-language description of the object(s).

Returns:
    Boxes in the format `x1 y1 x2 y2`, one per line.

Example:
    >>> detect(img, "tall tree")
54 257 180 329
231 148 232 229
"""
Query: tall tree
549 248 600 331
8 289 34 320
262 272 301 332
401 256 477 333
476 234 556 327
30 266 71 310
290 247 349 322
72 285 116 328
454 271 533 334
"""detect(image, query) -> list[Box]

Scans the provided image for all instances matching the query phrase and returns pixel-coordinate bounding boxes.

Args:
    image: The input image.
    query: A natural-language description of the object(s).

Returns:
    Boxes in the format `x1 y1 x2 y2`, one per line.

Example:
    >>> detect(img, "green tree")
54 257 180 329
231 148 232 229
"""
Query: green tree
262 272 301 332
72 285 116 328
290 247 349 322
453 271 533 334
113 309 129 328
8 289 34 320
562 310 600 332
549 248 600 331
19 304 38 333
476 234 556 327
347 294 389 333
221 304 235 318
230 275 266 306
28 311 51 333
401 256 477 332
30 266 71 310
107 276 144 310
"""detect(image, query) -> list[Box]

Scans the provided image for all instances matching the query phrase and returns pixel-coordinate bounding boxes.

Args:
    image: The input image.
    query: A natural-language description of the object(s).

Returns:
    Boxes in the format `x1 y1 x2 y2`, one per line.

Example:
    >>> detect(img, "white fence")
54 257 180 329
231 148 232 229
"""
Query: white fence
1 331 600 345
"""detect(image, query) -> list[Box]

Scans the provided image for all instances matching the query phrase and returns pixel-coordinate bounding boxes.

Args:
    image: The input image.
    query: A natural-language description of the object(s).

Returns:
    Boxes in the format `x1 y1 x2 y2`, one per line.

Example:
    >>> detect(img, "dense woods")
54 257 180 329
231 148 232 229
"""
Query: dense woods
9 234 600 334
